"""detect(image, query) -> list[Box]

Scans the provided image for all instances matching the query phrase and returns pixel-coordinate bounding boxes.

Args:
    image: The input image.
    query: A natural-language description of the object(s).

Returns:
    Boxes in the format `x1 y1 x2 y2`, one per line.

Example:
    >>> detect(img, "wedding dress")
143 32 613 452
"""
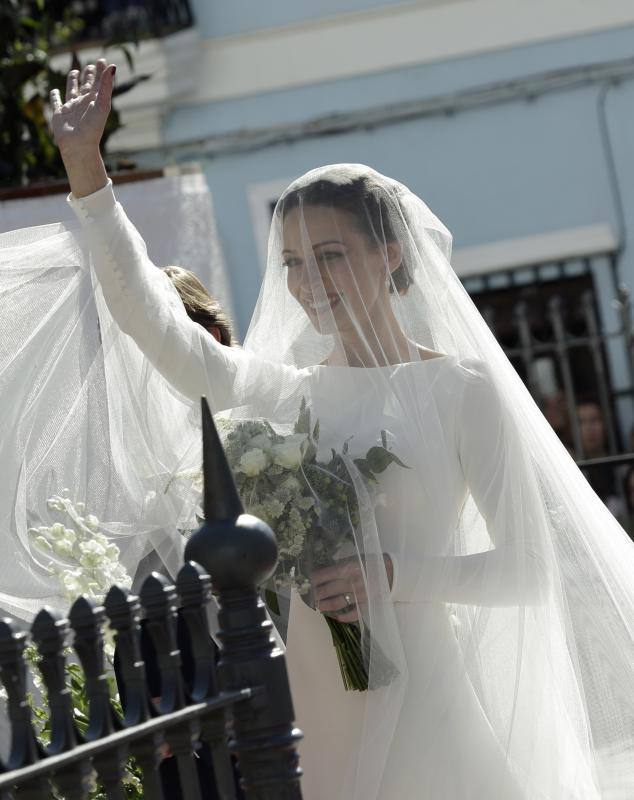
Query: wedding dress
0 165 632 799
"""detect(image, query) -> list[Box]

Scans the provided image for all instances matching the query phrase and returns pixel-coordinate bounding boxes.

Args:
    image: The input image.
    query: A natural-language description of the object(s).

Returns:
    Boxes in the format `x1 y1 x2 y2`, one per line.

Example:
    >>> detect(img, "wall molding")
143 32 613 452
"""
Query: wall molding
192 0 634 103
452 223 619 277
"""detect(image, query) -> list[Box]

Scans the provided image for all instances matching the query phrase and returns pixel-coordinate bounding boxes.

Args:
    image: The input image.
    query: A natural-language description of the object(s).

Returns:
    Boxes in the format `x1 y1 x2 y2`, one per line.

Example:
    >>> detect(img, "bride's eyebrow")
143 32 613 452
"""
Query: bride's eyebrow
282 240 345 254
312 240 345 248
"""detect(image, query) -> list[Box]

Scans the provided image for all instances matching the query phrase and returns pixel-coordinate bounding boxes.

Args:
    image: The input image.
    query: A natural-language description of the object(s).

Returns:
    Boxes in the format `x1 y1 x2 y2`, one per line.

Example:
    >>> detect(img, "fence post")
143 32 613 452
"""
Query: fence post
0 618 47 800
185 398 303 799
140 572 202 800
30 608 93 799
104 585 166 799
69 596 127 799
176 562 238 799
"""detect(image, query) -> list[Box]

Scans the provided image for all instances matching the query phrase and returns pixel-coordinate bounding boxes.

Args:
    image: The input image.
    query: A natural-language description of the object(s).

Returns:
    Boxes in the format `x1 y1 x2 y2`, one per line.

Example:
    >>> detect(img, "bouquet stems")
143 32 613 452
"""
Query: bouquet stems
324 616 398 692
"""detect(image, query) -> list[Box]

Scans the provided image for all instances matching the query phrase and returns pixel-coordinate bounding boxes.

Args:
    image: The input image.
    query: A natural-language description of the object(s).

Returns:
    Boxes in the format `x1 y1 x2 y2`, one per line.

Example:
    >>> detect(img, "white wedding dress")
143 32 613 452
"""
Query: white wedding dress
285 360 593 800
286 360 523 800
50 177 628 800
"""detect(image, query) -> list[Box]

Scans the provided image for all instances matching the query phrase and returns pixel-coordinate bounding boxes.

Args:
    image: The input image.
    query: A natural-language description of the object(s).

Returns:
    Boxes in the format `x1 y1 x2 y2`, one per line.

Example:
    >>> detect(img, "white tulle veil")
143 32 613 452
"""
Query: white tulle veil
0 219 200 619
0 163 632 798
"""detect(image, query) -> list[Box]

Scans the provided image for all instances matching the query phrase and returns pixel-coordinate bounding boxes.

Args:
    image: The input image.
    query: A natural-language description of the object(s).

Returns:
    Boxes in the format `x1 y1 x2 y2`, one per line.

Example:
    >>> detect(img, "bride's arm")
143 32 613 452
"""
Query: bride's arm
67 178 242 408
393 363 552 607
51 60 242 408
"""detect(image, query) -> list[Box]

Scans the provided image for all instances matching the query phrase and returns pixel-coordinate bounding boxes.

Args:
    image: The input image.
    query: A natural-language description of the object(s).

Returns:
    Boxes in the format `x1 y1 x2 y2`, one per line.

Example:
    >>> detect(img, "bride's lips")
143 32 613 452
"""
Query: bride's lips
302 295 341 315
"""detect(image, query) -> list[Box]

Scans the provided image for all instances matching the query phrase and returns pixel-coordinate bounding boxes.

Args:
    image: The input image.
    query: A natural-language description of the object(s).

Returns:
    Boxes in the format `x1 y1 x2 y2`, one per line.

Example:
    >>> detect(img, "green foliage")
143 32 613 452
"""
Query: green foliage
0 0 136 188
26 646 144 799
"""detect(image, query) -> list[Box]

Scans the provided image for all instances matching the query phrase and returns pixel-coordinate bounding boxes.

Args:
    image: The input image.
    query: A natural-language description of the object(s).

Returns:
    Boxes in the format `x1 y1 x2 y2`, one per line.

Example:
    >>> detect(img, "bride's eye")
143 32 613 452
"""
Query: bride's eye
317 251 344 263
282 256 303 268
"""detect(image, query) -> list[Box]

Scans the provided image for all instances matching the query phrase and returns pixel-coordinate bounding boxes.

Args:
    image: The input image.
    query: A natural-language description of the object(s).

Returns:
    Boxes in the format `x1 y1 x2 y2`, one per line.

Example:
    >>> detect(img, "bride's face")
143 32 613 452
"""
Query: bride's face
282 204 397 335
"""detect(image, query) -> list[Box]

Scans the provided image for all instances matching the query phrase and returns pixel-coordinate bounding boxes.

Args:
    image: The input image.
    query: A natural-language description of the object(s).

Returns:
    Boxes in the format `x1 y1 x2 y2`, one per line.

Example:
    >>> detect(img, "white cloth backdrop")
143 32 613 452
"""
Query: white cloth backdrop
0 170 235 322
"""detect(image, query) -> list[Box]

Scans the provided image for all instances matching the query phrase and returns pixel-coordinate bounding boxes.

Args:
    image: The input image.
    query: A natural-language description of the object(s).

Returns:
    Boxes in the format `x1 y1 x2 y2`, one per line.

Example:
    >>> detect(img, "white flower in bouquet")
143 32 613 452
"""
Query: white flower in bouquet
237 447 269 477
249 432 272 450
271 434 307 469
281 475 302 492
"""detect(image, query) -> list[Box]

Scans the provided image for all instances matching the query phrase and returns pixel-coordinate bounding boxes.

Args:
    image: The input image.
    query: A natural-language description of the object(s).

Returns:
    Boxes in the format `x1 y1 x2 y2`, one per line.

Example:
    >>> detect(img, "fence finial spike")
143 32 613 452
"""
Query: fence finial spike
201 396 244 523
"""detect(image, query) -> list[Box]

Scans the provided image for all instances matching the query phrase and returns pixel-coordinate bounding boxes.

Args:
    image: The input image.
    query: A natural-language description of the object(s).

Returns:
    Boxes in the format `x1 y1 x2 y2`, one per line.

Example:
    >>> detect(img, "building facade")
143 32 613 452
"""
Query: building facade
63 2 634 481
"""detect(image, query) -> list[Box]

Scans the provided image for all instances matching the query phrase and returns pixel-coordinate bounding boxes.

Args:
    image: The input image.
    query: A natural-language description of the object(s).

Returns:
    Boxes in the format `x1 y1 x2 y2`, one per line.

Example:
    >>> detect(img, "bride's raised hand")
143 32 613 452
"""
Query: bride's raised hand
49 60 116 156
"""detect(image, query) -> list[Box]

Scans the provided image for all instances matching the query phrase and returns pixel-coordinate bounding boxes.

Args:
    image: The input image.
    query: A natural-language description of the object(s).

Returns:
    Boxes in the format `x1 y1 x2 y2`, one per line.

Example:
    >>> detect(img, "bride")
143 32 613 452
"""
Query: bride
0 59 632 798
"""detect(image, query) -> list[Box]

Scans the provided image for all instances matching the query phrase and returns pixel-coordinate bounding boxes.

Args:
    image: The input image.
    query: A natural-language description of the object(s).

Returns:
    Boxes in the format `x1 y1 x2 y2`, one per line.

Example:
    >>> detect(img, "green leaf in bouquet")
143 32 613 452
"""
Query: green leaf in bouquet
303 439 318 463
294 397 311 435
264 586 280 616
364 446 409 474
312 419 320 443
352 458 376 482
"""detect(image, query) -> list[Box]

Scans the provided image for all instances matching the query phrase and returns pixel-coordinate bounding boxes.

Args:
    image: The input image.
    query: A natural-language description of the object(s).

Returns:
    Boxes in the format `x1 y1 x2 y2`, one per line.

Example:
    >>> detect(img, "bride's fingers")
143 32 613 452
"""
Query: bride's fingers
313 559 360 588
331 605 360 623
49 88 62 112
316 582 367 611
79 63 96 94
65 69 79 102
317 594 355 616
94 59 107 84
95 64 116 109
314 578 348 604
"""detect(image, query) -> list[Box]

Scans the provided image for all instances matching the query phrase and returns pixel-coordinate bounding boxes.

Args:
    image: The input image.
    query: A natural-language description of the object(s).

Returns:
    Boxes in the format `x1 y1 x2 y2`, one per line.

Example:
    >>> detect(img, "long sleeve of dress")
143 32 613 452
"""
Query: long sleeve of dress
391 362 552 607
67 180 247 410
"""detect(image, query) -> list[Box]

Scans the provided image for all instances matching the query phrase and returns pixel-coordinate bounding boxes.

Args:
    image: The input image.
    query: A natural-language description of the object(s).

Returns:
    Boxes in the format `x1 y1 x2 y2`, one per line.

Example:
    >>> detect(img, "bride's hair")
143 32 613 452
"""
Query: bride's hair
162 265 235 346
278 175 413 295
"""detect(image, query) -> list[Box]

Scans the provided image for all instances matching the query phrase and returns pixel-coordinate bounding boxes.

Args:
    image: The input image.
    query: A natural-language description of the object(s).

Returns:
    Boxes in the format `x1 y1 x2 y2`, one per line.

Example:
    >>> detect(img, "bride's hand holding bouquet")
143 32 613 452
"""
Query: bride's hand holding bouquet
312 554 394 623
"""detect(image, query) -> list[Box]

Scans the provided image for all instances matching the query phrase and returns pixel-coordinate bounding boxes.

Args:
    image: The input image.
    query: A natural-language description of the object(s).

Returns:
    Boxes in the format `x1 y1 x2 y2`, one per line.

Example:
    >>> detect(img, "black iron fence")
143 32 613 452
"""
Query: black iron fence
0 400 303 799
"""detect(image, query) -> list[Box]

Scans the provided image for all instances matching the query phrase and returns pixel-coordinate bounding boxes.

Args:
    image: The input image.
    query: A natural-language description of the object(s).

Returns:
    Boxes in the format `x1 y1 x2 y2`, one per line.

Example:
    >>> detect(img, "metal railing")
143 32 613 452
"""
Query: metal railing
464 252 634 527
0 399 303 799
463 252 634 460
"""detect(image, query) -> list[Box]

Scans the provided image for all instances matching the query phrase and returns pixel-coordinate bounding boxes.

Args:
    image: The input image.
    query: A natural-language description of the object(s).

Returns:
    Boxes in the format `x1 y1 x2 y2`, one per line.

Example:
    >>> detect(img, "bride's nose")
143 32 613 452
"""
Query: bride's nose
297 259 332 296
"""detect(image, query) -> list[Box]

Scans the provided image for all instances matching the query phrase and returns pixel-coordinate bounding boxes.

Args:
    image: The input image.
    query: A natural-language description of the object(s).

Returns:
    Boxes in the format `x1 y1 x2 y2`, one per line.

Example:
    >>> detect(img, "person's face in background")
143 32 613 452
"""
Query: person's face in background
577 402 606 456
208 326 222 343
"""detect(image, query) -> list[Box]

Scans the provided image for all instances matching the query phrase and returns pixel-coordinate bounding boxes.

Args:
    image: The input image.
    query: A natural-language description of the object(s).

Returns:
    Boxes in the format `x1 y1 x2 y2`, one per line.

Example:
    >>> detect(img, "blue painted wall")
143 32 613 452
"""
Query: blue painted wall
188 0 413 38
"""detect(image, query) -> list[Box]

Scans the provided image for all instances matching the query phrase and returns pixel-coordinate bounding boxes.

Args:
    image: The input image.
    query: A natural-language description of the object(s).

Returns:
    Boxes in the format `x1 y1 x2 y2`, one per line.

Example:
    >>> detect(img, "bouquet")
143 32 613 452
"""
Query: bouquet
217 399 407 691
